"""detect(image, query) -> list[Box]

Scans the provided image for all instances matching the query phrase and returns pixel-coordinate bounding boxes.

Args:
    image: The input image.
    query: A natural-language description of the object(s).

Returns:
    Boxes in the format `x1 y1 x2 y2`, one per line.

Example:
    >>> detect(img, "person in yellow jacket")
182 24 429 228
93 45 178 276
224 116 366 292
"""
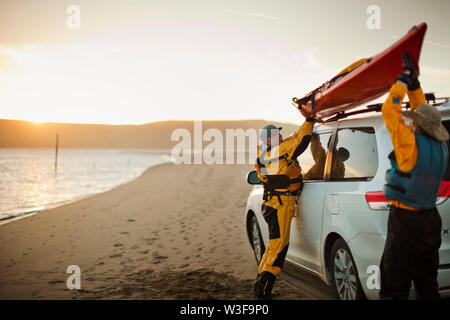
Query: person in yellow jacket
303 133 349 180
379 53 449 300
254 106 315 300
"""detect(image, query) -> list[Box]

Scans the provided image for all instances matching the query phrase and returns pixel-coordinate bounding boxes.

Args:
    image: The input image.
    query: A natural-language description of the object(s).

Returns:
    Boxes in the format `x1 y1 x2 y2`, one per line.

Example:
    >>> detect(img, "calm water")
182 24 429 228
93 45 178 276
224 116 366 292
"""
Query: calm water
0 149 172 221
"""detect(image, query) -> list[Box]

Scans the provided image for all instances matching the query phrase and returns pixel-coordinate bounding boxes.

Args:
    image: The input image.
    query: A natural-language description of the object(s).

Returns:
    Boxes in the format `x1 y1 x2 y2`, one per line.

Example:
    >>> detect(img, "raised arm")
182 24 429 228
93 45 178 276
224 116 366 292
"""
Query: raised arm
382 53 422 172
399 52 426 111
283 119 315 160
406 87 426 111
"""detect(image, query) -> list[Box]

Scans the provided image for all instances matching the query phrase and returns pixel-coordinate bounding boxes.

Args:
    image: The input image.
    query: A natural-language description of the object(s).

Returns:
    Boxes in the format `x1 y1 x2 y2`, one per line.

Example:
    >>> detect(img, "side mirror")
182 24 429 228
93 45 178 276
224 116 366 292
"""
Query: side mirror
246 170 261 185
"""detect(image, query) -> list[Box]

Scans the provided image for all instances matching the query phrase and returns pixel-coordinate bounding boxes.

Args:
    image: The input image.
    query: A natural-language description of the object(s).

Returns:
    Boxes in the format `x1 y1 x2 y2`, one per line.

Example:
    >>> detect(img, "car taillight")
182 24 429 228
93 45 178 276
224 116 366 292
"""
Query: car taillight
436 181 450 205
366 181 450 210
365 191 390 210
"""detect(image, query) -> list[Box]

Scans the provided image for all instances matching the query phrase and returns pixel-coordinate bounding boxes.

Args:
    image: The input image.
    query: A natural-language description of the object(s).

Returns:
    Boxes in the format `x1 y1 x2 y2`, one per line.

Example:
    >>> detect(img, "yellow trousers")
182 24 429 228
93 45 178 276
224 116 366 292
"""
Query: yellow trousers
258 195 296 276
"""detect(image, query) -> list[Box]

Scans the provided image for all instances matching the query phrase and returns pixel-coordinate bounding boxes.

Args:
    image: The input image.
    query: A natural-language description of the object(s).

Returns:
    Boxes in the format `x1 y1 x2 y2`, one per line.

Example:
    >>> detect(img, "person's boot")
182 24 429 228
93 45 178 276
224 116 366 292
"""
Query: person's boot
254 271 276 300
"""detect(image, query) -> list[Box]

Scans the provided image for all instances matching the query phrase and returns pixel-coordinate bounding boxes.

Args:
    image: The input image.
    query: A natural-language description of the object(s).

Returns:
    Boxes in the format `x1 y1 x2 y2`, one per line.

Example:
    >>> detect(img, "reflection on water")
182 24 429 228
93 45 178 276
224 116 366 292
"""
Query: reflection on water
0 149 172 221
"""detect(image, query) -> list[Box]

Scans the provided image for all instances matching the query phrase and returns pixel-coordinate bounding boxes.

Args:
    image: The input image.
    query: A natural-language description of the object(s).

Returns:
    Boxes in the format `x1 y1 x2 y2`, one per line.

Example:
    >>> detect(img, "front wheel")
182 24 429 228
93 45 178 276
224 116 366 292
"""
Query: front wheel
330 239 366 300
249 215 266 265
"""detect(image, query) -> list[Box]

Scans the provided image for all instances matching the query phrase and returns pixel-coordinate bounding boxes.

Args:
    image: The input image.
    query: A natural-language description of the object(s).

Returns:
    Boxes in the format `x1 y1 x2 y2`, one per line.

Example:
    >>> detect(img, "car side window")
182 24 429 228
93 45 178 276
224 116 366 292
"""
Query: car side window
298 132 333 181
330 127 378 181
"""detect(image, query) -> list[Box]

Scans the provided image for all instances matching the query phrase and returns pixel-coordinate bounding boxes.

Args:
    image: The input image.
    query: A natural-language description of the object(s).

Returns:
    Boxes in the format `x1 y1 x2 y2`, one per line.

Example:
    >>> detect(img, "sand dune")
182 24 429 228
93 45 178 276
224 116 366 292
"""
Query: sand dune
0 163 311 300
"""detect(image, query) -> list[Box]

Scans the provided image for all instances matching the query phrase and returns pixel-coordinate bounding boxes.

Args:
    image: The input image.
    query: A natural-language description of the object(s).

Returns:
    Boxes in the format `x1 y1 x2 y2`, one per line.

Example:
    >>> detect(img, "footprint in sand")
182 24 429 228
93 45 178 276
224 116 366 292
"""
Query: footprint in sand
31 290 41 297
137 257 149 262
144 237 159 245
152 252 168 264
207 247 217 254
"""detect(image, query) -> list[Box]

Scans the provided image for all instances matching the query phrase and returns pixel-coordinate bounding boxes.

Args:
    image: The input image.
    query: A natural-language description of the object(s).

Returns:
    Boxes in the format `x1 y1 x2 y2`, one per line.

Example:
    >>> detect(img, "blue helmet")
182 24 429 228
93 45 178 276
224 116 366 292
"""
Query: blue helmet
259 124 282 141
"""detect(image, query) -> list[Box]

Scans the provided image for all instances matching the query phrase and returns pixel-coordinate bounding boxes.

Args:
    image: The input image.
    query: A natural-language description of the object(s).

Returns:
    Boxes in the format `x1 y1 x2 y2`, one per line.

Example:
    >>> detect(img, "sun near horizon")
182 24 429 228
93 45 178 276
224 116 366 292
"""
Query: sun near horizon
0 0 449 126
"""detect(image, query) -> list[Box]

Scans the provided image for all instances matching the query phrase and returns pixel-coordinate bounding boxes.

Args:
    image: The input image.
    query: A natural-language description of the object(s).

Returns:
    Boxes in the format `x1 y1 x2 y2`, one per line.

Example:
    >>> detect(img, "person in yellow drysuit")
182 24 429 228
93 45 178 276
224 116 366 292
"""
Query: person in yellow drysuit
254 107 315 300
379 53 449 300
303 133 349 180
303 133 327 180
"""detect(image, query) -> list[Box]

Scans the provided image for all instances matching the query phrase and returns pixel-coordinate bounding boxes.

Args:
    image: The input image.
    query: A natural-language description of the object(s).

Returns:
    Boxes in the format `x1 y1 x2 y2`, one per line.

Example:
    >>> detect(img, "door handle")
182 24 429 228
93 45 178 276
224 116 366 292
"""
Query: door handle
329 194 339 215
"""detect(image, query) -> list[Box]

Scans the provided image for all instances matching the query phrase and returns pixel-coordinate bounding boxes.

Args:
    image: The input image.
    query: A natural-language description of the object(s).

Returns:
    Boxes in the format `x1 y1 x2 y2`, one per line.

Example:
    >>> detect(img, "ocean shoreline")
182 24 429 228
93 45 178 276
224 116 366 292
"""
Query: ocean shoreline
0 160 173 226
0 148 173 225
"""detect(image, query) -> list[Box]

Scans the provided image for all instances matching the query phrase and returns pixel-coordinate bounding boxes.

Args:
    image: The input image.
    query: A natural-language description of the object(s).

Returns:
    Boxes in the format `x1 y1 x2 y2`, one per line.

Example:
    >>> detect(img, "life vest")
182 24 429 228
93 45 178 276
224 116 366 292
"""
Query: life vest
255 145 303 193
383 134 449 210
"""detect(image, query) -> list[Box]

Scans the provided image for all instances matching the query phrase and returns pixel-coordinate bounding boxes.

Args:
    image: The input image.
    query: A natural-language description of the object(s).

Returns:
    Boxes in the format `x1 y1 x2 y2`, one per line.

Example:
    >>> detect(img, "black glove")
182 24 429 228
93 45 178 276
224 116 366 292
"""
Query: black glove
397 53 420 91
293 99 315 122
300 106 315 122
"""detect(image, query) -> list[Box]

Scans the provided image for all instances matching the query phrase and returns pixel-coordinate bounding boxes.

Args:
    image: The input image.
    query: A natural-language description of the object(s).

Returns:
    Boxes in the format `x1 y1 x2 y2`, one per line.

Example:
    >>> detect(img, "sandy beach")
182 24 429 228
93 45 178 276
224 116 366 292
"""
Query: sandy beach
0 163 313 300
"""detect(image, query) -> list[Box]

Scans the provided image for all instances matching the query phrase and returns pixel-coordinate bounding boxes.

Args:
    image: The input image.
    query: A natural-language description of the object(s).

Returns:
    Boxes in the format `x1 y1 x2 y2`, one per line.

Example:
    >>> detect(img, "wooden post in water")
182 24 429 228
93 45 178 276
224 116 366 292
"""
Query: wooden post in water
55 134 59 173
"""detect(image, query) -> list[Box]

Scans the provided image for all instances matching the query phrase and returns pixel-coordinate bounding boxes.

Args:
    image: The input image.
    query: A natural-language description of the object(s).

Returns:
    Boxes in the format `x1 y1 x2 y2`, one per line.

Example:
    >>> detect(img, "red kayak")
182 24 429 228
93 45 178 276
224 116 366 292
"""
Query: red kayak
293 23 427 120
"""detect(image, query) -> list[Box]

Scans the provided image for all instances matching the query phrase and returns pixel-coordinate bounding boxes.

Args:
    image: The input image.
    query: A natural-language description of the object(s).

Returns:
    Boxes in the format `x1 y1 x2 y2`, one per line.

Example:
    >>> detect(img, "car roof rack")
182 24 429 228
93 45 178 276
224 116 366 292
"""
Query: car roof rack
322 92 449 123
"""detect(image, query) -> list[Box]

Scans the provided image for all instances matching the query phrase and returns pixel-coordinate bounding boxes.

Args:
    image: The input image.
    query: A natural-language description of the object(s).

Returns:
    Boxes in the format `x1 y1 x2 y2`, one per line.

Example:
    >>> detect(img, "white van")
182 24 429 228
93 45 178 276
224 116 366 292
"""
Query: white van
245 97 450 300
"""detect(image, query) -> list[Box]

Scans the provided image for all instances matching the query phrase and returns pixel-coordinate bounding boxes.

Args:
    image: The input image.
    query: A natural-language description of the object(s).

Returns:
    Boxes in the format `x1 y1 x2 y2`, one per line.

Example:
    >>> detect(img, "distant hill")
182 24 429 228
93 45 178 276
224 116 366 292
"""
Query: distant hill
0 119 299 149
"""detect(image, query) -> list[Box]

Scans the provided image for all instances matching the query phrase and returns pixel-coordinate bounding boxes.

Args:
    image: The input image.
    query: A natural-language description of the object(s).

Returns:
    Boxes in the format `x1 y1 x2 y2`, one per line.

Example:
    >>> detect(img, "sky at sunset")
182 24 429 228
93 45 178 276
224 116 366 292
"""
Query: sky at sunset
0 0 449 124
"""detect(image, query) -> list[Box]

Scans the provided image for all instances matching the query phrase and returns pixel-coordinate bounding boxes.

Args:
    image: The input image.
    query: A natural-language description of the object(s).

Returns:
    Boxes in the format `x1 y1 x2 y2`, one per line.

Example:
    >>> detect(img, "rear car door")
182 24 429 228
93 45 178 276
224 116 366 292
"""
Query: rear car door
288 127 336 273
321 125 380 242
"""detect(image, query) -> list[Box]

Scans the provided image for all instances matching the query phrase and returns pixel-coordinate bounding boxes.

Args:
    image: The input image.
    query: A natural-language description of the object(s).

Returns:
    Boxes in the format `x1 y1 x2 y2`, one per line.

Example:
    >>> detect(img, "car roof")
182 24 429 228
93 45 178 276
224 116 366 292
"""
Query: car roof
316 100 450 129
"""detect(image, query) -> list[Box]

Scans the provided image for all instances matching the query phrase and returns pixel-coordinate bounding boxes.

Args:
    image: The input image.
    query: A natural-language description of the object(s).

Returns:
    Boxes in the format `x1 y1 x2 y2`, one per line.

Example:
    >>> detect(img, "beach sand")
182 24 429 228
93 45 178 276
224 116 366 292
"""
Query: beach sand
0 163 313 300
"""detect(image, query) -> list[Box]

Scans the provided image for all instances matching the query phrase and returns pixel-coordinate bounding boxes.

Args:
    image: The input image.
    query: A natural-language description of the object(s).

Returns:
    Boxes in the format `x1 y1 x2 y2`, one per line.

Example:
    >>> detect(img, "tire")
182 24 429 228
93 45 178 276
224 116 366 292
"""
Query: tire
249 214 266 265
330 238 366 300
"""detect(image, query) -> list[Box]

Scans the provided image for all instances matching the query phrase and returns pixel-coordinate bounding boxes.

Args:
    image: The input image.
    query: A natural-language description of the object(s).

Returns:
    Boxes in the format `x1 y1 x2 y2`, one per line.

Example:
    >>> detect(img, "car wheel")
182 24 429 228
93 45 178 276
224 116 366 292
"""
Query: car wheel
249 214 265 265
331 238 365 300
